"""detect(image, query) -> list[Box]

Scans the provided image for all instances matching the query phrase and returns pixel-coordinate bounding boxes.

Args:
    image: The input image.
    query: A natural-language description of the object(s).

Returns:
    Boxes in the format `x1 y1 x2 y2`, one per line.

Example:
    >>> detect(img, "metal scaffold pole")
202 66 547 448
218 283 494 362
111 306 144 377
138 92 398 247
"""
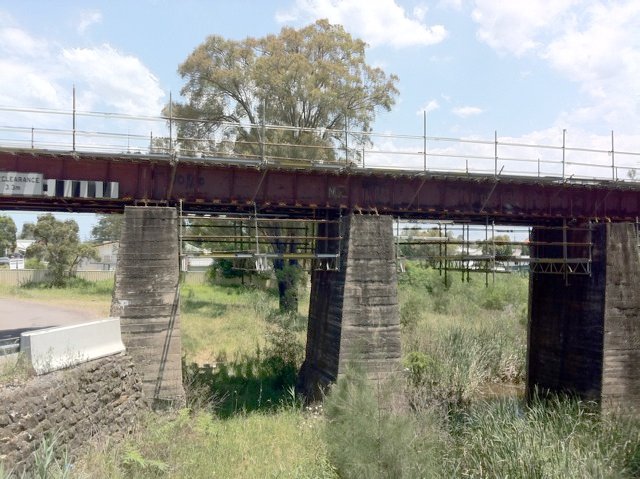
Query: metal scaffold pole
72 85 76 152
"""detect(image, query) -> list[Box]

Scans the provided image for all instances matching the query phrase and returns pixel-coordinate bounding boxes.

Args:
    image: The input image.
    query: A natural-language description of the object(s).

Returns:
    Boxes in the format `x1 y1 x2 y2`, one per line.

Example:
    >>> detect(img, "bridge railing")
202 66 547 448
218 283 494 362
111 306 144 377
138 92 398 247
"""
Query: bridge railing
1 106 639 183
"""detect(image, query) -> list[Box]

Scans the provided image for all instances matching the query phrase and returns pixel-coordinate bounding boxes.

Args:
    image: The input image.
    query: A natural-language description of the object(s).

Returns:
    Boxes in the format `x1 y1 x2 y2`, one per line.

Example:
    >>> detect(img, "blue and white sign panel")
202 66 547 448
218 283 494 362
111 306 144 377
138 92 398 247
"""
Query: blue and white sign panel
0 172 43 195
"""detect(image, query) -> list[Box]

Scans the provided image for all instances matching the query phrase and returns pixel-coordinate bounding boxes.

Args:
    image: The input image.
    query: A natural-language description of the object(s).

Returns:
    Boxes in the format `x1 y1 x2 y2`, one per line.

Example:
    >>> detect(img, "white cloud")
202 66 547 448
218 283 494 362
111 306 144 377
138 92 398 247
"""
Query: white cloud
77 10 103 34
0 13 166 151
413 5 428 22
277 0 447 48
452 106 483 118
0 25 48 58
470 0 578 56
417 99 440 114
0 15 62 109
0 11 163 115
61 45 164 115
543 2 640 134
468 1 640 136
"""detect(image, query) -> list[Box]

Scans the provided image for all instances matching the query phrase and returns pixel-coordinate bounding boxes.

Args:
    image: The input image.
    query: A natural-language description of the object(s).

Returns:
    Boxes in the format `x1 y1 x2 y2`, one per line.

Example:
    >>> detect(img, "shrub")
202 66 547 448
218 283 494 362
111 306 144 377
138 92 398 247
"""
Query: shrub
324 365 447 478
451 396 640 478
207 259 243 282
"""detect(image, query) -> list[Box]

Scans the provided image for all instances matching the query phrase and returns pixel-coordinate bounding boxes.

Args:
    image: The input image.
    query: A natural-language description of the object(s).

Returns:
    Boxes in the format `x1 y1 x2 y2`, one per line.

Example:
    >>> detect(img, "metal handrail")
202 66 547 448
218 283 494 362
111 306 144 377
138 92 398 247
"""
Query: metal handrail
0 105 638 184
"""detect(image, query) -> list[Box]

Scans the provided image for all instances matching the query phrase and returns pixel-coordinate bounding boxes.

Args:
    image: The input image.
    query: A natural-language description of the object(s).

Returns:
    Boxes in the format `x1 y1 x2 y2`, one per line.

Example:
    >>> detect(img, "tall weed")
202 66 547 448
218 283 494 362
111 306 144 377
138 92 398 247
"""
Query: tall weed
324 366 448 478
450 396 640 478
400 264 527 404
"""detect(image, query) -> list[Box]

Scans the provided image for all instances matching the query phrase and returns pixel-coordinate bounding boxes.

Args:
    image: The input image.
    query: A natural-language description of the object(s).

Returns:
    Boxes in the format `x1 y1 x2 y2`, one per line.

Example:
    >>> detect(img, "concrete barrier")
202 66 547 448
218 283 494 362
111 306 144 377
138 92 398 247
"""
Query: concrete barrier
20 317 125 374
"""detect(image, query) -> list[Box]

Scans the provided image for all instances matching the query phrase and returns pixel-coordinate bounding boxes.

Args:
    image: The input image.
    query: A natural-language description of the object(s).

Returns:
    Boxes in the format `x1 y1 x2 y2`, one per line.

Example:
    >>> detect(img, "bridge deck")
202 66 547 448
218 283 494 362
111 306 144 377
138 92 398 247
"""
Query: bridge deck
1 148 640 224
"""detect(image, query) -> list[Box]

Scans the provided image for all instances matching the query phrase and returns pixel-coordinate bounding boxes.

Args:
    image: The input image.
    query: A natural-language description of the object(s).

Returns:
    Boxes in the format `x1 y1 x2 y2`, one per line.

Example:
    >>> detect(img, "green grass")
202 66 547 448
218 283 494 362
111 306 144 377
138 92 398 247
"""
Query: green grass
5 267 640 478
448 396 640 478
0 353 33 385
180 282 309 365
400 265 528 405
180 284 274 365
0 278 114 317
72 408 337 479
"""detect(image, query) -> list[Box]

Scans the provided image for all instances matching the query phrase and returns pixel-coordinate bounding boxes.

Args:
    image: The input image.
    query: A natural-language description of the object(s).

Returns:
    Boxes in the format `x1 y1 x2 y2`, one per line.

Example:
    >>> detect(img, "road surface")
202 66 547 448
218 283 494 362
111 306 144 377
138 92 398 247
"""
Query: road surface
0 298 101 340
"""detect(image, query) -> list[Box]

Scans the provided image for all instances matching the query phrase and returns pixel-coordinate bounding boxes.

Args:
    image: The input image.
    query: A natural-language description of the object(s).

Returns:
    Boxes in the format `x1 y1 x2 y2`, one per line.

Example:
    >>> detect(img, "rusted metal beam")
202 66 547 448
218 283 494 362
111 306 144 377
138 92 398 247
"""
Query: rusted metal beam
2 149 640 224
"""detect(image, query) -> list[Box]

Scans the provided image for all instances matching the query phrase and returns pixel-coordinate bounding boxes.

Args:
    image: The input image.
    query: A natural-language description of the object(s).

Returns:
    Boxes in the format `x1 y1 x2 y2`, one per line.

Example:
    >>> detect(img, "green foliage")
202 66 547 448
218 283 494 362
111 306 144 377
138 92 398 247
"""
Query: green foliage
450 396 640 478
403 351 438 387
274 262 303 313
31 432 72 479
19 222 35 240
26 214 99 286
480 234 514 259
207 259 242 281
73 409 336 479
91 214 124 243
183 353 298 418
400 263 527 405
399 227 453 266
24 257 46 269
0 215 16 256
171 19 398 162
121 448 169 475
324 366 446 478
182 309 304 417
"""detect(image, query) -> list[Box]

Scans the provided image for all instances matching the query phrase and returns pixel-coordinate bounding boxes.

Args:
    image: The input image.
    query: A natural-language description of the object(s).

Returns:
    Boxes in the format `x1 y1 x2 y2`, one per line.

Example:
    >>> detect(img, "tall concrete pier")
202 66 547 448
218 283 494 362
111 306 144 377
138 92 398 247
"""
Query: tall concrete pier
298 214 402 399
111 206 184 405
527 222 640 411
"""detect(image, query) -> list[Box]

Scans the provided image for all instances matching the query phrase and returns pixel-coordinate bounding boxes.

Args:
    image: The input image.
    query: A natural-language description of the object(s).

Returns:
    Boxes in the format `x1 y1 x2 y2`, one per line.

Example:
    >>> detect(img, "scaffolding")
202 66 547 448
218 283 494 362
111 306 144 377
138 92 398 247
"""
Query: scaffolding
394 219 593 284
178 203 342 272
179 203 594 281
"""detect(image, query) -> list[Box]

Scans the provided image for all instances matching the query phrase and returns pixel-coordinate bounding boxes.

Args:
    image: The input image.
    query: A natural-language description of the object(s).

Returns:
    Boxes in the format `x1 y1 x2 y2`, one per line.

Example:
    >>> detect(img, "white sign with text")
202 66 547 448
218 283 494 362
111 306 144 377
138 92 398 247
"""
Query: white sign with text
0 172 43 195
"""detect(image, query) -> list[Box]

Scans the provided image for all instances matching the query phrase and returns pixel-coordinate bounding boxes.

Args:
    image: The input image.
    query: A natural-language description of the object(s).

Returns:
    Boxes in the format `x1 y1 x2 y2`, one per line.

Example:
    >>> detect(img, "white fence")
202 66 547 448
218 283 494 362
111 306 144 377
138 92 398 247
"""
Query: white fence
0 270 115 286
0 269 269 287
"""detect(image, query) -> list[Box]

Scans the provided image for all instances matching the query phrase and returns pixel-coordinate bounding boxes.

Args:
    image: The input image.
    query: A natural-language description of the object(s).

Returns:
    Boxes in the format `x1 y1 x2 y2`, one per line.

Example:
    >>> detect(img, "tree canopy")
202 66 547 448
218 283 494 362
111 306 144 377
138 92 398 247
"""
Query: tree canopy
169 19 399 163
0 215 16 256
170 21 400 312
481 234 514 260
26 214 97 286
91 214 124 243
19 222 36 240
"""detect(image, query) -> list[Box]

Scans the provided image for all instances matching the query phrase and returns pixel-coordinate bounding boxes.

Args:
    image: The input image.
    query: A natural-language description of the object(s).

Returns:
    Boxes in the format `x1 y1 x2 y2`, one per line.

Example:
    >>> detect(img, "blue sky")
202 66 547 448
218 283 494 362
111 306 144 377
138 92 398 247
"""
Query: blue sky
1 0 639 238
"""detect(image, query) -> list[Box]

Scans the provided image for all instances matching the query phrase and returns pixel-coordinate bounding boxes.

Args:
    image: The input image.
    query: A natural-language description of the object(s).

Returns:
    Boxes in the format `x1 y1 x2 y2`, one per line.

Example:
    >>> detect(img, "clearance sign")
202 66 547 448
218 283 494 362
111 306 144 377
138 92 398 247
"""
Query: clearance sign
0 172 43 196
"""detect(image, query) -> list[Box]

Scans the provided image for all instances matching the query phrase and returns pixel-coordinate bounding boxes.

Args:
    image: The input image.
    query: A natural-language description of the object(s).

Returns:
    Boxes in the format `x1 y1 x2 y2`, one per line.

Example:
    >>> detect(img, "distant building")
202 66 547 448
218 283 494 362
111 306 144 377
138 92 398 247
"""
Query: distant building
180 243 215 272
15 239 35 256
77 241 119 271
9 257 24 270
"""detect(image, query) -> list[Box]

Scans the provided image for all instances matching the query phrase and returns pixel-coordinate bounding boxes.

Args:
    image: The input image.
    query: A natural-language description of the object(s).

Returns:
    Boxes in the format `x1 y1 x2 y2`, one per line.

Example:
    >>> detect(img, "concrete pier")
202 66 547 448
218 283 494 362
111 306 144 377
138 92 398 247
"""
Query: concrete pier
111 206 184 405
298 214 402 400
527 222 640 411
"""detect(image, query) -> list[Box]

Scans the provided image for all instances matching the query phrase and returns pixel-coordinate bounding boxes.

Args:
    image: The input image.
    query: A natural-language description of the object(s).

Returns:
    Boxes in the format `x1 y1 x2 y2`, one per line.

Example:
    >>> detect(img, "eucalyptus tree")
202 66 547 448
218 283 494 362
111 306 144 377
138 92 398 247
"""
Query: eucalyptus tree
169 20 399 312
169 19 398 162
0 215 16 257
26 214 98 286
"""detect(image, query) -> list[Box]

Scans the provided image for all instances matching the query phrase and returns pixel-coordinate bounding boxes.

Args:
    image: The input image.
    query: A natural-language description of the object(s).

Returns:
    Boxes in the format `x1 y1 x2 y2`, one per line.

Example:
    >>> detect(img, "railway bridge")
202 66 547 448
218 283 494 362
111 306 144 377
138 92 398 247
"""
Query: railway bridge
1 133 640 410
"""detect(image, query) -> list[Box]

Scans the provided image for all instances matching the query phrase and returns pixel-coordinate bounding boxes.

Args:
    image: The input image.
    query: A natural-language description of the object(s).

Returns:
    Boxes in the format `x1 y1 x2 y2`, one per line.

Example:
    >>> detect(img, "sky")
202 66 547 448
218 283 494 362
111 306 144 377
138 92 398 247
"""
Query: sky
1 0 639 238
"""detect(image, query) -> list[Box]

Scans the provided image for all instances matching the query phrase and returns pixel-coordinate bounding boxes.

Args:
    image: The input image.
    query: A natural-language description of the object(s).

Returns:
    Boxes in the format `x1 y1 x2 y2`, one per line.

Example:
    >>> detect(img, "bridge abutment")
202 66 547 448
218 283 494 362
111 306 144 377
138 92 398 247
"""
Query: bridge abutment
298 214 402 400
111 206 184 406
527 222 640 411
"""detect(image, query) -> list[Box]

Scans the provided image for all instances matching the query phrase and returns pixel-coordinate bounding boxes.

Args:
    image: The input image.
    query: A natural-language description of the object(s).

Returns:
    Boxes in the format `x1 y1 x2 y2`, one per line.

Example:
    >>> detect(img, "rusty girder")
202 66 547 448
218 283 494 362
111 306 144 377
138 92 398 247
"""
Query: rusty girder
1 149 640 224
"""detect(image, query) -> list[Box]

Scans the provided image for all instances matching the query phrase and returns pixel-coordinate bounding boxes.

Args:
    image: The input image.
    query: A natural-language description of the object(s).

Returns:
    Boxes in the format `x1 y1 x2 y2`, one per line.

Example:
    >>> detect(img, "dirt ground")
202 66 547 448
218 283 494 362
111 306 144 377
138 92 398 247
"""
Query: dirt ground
0 298 103 340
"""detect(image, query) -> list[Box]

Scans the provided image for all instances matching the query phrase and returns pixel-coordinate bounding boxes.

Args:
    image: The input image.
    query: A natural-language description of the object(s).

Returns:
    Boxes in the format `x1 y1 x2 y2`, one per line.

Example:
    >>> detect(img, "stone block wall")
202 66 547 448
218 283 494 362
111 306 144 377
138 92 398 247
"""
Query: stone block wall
602 223 640 409
111 206 183 405
0 353 145 474
299 214 402 399
527 224 605 400
527 222 640 411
